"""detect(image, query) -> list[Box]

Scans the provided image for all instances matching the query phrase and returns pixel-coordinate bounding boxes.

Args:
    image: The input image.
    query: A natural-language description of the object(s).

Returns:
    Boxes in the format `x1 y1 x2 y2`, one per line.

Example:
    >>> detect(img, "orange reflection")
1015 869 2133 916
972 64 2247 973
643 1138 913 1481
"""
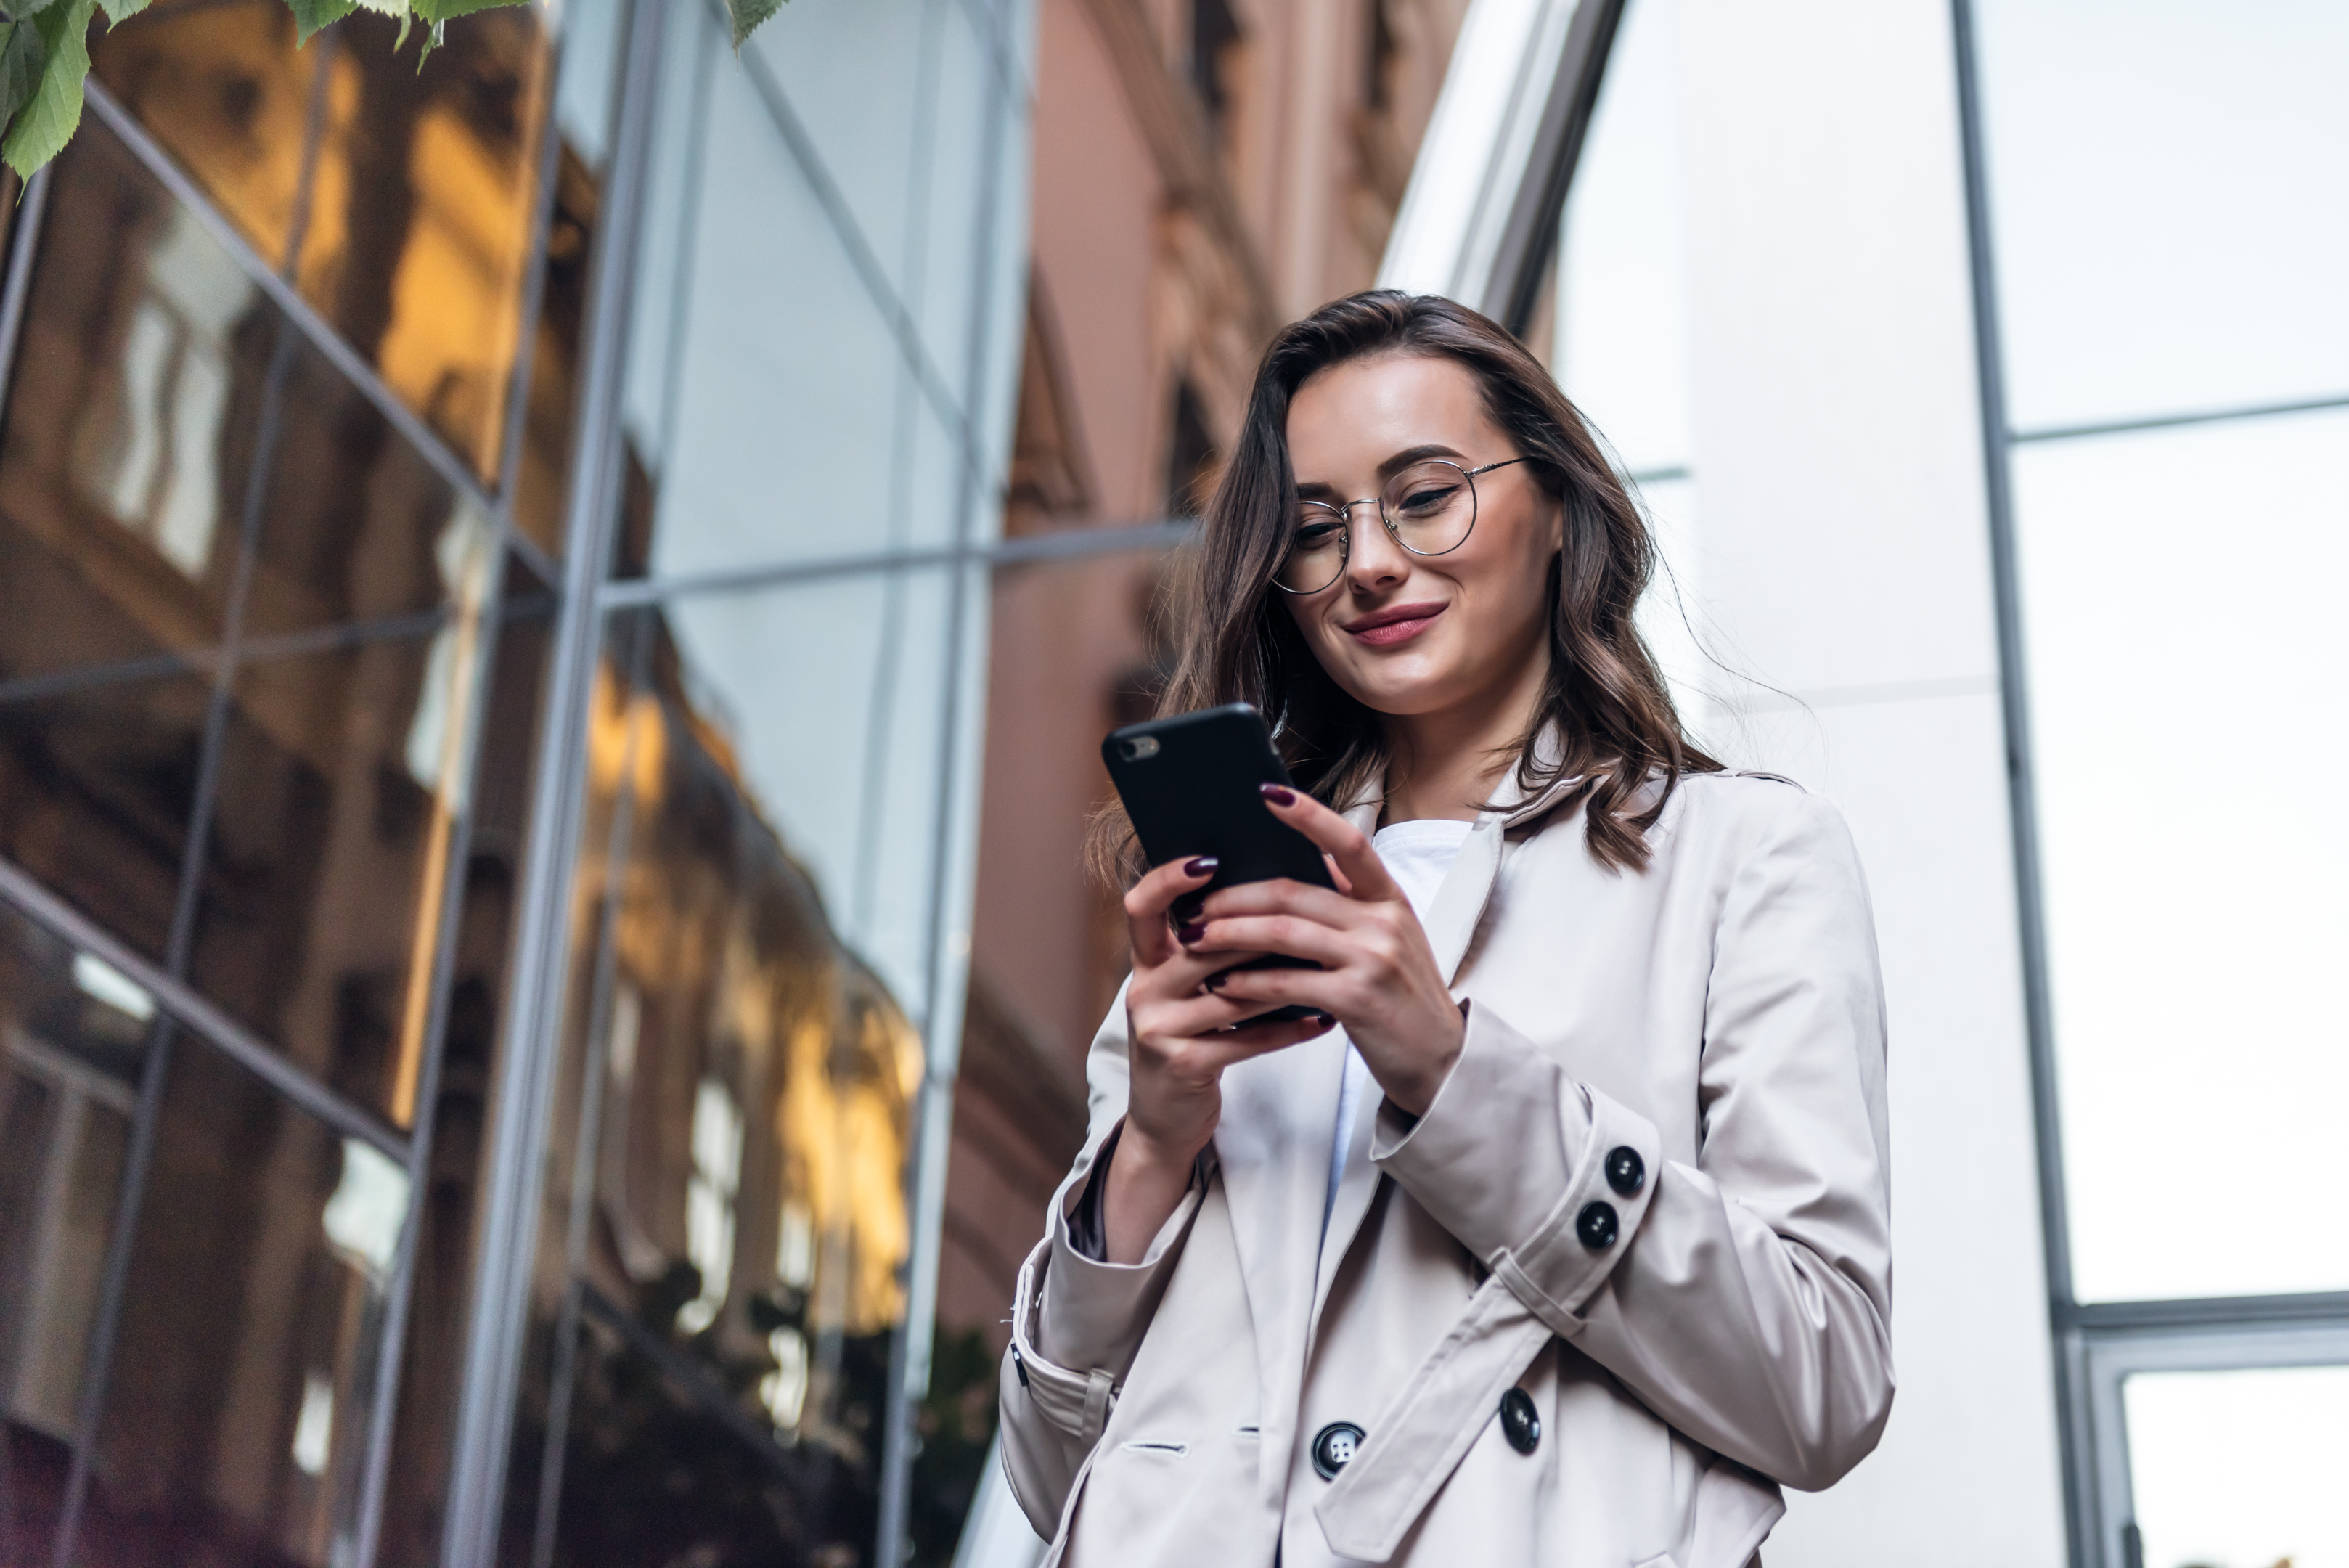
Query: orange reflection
572 623 921 1442
94 4 555 487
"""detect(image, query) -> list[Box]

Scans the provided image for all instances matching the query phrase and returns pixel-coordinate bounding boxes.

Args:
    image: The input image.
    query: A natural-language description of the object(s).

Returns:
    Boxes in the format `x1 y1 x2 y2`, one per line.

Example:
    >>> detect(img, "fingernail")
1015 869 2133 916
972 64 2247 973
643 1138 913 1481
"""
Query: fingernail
1182 856 1219 878
1259 784 1295 806
1176 923 1204 945
1204 971 1227 991
1313 1011 1334 1024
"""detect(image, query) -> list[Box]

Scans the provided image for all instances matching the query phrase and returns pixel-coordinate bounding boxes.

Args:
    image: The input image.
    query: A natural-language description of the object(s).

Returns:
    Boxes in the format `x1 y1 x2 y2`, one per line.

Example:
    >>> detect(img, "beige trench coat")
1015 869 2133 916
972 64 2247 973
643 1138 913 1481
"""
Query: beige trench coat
997 768 1894 1568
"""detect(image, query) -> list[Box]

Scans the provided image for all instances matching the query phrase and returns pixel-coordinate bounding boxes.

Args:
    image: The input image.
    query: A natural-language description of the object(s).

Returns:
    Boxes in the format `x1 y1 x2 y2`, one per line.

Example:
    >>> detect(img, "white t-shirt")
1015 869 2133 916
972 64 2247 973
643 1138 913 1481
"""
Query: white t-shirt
1323 818 1475 1236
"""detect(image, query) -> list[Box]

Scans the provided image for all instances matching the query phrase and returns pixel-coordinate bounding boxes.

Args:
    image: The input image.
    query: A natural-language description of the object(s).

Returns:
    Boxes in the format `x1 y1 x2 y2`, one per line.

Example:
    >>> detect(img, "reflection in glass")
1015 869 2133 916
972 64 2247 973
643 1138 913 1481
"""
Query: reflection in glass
0 900 146 1567
377 595 550 1568
2013 409 2349 1301
0 123 263 677
621 0 947 576
78 1038 407 1568
189 513 497 1125
504 606 925 1567
2124 1363 2349 1568
93 1 557 485
87 0 328 274
1975 0 2349 430
0 671 213 963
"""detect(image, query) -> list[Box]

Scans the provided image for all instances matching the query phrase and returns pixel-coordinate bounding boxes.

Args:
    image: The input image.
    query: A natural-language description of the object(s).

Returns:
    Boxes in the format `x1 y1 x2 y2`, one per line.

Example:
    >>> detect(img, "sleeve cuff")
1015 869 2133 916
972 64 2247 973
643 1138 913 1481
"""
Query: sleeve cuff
1372 1000 1662 1325
1034 1135 1204 1379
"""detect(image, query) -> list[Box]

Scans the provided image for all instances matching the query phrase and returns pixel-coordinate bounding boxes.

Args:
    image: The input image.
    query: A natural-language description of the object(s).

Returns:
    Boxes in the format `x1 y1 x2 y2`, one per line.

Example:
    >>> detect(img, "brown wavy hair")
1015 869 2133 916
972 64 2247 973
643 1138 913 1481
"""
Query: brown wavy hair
1090 290 1717 884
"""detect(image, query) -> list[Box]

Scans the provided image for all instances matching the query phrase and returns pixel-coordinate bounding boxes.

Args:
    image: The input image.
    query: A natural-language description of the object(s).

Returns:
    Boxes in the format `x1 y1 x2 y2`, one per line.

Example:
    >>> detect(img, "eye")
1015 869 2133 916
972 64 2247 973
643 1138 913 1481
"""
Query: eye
1394 481 1461 518
1291 519 1344 550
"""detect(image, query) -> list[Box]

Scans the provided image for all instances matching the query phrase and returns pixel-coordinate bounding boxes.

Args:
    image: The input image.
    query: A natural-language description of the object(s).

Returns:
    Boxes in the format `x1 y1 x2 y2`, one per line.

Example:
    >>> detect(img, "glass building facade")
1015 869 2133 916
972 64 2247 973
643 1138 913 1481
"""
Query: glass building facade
0 1 1034 1565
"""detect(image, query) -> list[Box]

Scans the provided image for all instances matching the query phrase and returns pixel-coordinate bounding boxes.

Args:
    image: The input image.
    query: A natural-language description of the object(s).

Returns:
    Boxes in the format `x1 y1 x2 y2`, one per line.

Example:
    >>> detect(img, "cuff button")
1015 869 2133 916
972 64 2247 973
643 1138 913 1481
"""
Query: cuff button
1576 1200 1619 1250
1604 1146 1645 1196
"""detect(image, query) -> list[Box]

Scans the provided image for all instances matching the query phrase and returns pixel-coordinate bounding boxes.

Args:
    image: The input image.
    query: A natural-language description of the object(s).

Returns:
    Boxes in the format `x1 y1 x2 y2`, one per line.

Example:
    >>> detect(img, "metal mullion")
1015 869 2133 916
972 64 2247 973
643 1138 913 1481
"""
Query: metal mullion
874 17 1017 1561
438 0 669 1556
2010 390 2349 446
0 165 52 412
1950 2 2091 1564
0 858 410 1160
2064 1291 2349 1334
77 80 557 589
0 608 456 708
592 518 1198 609
720 4 978 449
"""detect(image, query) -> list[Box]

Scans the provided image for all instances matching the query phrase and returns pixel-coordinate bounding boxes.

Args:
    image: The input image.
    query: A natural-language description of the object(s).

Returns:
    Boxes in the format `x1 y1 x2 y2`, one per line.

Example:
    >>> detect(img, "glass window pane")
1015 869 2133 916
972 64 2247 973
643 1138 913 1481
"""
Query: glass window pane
502 587 941 1562
0 669 212 963
748 0 935 304
620 19 947 577
1 123 266 674
2014 409 2349 1301
1551 0 1695 478
80 1037 407 1568
93 3 557 486
655 571 955 1013
89 0 327 274
2124 1364 2349 1568
1 897 147 1568
376 592 547 1568
189 558 496 1125
1976 0 2349 432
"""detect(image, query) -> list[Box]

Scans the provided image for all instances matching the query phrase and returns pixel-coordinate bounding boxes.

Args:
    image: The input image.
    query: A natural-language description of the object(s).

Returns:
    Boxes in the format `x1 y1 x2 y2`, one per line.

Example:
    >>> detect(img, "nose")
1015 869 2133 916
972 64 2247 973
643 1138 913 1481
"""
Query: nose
1342 505 1410 593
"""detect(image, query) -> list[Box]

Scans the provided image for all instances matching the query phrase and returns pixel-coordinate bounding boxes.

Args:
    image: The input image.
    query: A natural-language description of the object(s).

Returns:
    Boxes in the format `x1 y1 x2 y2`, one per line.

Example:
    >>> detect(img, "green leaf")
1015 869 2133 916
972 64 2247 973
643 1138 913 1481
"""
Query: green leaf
284 0 356 45
94 0 150 24
724 0 786 50
2 0 93 181
409 0 528 20
0 19 45 131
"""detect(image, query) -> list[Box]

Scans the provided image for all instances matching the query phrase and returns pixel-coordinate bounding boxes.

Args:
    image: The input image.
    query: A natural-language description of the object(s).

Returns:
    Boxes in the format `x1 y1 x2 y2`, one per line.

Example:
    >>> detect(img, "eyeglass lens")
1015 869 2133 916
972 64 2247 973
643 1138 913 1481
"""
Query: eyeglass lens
1277 460 1479 594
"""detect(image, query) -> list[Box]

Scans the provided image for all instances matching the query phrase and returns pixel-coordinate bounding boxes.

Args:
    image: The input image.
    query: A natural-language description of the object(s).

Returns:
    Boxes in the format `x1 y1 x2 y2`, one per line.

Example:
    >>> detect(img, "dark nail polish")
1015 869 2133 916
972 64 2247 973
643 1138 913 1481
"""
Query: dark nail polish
1182 856 1220 878
1259 783 1295 805
1204 971 1227 991
1176 923 1204 945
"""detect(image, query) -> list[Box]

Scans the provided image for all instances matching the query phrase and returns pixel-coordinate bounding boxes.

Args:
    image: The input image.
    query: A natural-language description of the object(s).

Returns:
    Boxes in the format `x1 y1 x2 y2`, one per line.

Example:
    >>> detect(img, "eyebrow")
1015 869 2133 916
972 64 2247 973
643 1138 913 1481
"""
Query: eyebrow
1293 443 1468 498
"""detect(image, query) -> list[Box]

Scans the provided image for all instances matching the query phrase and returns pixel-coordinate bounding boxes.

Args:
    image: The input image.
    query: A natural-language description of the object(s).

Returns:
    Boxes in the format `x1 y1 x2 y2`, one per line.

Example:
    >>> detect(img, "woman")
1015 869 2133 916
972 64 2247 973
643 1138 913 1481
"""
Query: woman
998 292 1892 1568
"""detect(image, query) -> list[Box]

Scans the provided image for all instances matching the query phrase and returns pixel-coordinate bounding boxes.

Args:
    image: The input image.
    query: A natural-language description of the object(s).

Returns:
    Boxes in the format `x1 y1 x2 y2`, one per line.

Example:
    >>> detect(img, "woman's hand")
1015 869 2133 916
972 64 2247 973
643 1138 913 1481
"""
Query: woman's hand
1105 852 1338 1263
1187 785 1466 1117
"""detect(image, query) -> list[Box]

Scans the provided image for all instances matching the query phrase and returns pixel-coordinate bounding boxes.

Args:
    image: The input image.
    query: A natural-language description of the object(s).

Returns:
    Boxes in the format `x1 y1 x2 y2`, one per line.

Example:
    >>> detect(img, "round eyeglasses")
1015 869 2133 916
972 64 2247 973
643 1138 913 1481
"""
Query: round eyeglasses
1273 457 1531 595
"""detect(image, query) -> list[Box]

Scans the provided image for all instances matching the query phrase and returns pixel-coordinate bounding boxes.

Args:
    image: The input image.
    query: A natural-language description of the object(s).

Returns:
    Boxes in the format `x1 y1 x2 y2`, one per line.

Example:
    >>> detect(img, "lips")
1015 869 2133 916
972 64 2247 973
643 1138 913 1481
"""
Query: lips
1343 601 1446 647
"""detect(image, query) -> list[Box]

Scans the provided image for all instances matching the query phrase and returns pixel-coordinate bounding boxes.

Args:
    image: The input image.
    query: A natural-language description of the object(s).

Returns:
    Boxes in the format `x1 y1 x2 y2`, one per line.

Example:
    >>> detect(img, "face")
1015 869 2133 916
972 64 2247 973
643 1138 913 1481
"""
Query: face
1280 353 1563 724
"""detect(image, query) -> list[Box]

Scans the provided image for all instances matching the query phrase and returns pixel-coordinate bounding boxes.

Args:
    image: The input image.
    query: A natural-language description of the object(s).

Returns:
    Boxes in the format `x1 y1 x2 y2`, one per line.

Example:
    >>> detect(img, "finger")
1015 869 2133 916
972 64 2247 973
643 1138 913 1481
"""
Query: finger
1148 988 1325 1042
1201 963 1338 1008
1140 944 1274 996
1324 852 1355 897
1188 915 1352 968
1124 855 1221 965
1195 878 1369 929
1190 1015 1336 1064
1260 785 1402 902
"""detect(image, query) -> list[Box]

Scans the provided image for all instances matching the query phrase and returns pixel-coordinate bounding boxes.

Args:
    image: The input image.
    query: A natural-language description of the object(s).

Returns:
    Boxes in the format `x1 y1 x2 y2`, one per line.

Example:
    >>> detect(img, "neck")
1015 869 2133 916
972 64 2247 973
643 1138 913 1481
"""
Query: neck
1378 653 1551 825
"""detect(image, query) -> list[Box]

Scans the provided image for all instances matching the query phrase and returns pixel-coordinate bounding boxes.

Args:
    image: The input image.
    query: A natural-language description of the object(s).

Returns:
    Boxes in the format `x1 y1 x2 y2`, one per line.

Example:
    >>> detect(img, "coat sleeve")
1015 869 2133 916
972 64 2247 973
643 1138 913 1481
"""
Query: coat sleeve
997 987 1208 1535
1370 791 1895 1491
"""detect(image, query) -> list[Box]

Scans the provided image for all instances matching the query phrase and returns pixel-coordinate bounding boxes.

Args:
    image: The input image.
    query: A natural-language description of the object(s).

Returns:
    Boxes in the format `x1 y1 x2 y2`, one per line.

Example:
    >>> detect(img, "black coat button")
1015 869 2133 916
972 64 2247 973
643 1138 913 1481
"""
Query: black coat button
1577 1200 1619 1249
1605 1146 1645 1196
1499 1387 1541 1455
1312 1421 1366 1479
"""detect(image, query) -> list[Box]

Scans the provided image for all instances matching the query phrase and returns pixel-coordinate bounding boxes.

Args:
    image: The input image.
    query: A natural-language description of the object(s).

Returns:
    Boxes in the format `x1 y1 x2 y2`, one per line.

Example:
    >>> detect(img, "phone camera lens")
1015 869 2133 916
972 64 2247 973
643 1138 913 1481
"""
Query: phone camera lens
1121 736 1161 761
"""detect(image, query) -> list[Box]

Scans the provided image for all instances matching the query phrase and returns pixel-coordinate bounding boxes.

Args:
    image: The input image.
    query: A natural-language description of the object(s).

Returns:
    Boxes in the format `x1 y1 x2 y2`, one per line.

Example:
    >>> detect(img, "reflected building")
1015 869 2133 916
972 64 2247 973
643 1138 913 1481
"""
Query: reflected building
0 1 1033 1566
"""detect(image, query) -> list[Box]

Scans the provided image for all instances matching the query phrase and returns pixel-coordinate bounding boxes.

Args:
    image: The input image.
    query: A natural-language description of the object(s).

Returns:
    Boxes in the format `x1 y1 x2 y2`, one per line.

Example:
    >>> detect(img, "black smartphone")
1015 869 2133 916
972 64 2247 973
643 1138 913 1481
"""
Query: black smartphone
1102 703 1335 1024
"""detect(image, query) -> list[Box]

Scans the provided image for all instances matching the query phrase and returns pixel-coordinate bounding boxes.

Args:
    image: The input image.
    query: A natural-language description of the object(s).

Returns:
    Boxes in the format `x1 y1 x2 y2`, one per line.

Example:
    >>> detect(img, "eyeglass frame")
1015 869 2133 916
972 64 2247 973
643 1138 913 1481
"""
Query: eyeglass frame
1272 457 1534 595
